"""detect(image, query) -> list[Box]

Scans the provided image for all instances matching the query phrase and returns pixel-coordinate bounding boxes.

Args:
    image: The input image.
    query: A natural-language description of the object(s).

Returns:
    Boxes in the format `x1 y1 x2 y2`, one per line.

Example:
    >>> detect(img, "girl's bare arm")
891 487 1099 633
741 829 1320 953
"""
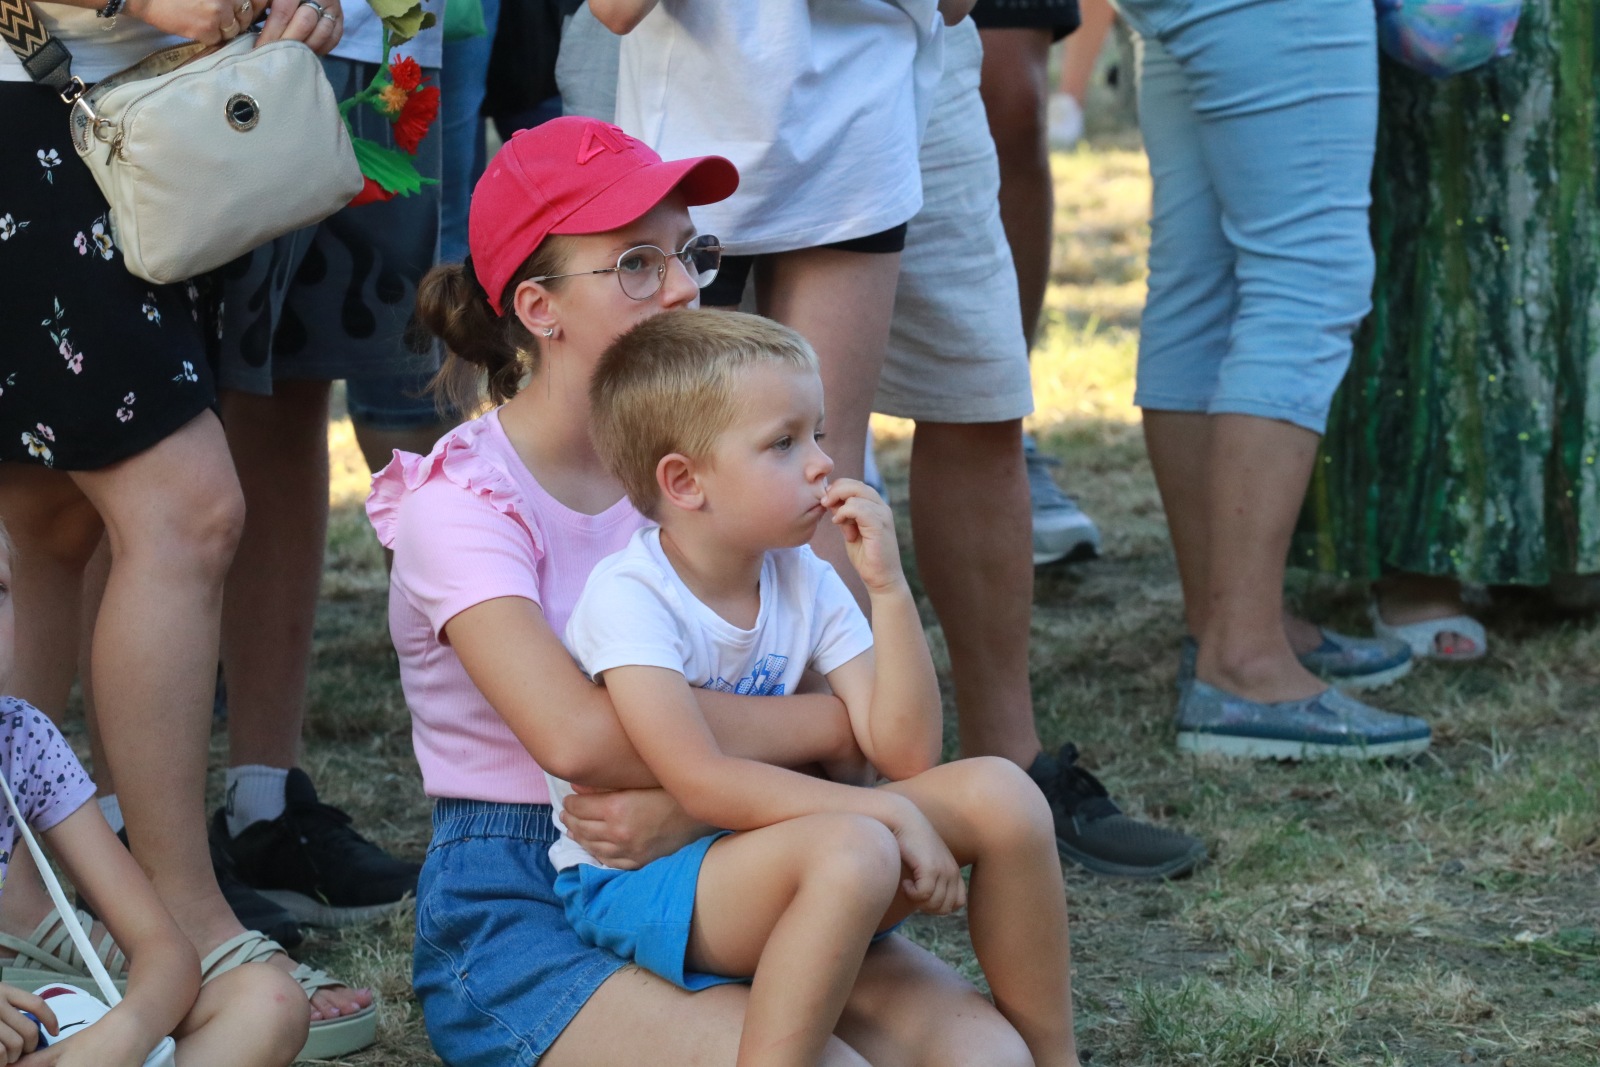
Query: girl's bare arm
445 596 855 788
45 804 199 1062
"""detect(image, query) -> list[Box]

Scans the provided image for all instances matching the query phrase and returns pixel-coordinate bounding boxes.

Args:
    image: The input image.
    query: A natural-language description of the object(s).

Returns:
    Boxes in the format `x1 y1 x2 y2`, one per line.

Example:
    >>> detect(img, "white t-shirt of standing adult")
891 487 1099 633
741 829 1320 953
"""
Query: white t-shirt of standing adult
545 525 875 872
614 0 945 257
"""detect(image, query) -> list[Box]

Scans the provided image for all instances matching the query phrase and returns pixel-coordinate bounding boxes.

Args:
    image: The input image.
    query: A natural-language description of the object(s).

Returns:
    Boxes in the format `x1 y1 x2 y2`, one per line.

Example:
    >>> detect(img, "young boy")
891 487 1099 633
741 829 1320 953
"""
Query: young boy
548 310 1082 1067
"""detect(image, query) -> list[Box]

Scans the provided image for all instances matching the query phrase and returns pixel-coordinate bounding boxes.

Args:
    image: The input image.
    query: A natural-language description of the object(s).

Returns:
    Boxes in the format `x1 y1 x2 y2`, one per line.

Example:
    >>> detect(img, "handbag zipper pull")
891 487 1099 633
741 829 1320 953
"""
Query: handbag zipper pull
107 130 124 164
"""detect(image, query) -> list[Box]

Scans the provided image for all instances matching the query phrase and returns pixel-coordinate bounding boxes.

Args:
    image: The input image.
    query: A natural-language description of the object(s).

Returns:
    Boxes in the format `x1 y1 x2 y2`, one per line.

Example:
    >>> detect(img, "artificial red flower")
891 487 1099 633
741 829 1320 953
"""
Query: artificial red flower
349 176 397 207
389 56 423 92
394 83 440 155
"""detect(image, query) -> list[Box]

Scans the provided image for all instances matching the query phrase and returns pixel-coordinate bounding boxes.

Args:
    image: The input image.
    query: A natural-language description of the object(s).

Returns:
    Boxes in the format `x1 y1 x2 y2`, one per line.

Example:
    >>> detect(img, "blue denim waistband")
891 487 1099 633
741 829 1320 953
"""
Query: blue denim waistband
430 797 556 848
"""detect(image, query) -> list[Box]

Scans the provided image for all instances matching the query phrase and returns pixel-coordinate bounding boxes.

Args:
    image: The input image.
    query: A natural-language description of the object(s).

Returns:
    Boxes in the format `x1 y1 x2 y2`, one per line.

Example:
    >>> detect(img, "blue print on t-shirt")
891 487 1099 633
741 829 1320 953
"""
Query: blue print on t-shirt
704 654 789 696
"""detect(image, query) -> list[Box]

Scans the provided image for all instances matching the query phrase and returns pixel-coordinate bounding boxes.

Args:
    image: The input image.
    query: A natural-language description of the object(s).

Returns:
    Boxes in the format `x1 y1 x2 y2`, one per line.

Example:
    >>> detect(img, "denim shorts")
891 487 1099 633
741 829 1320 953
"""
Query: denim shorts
413 800 628 1067
1118 0 1378 434
553 832 741 992
343 371 454 432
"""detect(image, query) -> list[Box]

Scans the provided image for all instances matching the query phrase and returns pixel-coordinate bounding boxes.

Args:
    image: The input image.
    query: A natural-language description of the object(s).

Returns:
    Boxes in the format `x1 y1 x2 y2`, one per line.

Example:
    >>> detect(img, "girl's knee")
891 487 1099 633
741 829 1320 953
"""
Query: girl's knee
920 1001 1034 1067
199 963 311 1061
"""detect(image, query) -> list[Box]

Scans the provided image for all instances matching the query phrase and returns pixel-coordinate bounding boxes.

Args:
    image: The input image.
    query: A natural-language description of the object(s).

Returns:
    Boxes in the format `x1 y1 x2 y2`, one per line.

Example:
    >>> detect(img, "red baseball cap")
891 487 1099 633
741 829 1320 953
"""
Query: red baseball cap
469 117 740 314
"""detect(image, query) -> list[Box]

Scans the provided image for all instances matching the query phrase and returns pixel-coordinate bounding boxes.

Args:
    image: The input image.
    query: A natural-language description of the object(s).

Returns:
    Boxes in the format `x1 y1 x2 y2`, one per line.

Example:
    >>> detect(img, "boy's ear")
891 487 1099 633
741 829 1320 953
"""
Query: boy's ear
656 453 706 513
511 278 559 339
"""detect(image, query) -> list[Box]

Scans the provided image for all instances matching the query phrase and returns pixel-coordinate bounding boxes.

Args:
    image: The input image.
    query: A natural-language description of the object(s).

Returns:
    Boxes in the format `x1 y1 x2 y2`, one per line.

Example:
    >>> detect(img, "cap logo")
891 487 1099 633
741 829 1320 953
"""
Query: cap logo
576 122 634 165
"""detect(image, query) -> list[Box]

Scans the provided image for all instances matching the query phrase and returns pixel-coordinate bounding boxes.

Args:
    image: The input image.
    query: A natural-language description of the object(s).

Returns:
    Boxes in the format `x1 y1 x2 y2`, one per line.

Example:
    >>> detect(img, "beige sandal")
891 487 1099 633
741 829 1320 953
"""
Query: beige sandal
0 908 129 993
200 930 376 1060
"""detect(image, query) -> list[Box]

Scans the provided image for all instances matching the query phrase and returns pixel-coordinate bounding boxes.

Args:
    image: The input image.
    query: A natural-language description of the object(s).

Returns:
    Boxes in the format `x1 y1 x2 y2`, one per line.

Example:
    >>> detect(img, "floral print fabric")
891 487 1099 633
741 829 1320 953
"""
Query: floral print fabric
0 83 216 470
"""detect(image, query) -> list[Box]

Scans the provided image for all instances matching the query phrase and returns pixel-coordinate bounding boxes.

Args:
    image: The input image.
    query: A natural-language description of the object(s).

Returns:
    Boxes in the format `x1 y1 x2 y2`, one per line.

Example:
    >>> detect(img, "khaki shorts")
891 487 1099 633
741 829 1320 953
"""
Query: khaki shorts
875 19 1035 425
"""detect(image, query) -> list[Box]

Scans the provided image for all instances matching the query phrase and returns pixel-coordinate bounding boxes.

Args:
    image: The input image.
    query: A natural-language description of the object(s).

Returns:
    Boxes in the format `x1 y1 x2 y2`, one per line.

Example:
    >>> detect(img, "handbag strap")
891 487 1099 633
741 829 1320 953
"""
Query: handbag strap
0 0 78 97
0 769 121 1006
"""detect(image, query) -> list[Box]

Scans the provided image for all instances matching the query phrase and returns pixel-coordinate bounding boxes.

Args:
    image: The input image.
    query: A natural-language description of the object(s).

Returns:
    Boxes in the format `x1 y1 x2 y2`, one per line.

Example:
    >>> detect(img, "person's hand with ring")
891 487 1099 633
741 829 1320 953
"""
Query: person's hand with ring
256 0 342 52
120 0 254 45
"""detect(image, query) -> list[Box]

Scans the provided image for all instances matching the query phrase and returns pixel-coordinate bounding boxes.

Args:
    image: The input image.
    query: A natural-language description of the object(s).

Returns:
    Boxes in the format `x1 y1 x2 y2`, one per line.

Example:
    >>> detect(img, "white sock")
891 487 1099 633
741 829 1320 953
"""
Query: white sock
96 794 124 836
224 765 289 837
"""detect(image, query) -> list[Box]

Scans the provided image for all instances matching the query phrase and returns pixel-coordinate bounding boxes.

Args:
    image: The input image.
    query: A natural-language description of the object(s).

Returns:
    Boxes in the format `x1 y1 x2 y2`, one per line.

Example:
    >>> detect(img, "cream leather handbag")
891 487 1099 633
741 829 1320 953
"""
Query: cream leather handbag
1 0 363 284
68 33 364 283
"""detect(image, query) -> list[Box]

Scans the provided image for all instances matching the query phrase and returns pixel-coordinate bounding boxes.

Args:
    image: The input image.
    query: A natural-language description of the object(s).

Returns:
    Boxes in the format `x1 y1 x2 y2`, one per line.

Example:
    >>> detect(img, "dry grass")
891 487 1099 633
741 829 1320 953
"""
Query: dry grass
285 138 1600 1066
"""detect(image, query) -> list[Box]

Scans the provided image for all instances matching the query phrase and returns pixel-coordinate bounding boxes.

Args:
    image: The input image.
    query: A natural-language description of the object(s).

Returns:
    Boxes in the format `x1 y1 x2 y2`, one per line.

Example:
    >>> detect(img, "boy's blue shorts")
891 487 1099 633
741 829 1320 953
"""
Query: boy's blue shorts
553 831 741 992
554 829 907 993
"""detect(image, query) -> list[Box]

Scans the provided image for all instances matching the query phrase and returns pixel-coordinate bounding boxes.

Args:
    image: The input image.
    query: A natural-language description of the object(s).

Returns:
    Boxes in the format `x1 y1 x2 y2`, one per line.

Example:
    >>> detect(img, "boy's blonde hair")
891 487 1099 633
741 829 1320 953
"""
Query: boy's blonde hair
591 310 819 517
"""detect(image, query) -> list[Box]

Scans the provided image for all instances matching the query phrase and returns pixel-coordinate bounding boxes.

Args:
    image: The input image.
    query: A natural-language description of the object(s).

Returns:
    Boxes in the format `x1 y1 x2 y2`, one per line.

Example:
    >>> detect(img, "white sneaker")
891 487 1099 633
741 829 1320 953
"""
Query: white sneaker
1047 93 1084 149
1025 437 1100 565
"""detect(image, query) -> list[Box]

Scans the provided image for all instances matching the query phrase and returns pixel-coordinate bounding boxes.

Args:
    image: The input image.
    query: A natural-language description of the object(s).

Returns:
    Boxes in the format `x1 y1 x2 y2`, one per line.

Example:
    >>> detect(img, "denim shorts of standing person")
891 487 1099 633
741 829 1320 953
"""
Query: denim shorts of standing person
1115 0 1431 759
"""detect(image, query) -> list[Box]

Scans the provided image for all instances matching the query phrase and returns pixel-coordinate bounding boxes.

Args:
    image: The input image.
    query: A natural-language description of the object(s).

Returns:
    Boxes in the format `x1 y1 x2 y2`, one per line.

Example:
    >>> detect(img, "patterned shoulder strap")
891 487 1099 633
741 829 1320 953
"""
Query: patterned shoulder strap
0 0 76 95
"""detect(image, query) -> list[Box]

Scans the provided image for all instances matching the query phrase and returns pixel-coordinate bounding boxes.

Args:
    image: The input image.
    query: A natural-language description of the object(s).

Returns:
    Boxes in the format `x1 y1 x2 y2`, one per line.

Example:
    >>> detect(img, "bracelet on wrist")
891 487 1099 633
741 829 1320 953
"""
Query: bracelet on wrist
96 0 126 19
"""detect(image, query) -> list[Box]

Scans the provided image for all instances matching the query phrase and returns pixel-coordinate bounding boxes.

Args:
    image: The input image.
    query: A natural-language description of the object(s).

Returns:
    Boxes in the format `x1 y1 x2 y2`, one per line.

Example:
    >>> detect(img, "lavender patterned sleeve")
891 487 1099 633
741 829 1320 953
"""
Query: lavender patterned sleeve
0 696 96 897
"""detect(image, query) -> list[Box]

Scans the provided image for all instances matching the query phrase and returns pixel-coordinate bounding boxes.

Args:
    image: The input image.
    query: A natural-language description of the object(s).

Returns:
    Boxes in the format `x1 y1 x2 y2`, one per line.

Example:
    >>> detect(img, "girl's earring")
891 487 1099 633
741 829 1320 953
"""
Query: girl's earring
543 327 555 338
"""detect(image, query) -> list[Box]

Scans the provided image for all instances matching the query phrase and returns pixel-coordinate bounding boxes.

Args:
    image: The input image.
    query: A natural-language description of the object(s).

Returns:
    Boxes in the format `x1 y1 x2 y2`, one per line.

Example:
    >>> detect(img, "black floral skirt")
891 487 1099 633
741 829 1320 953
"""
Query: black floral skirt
0 82 217 471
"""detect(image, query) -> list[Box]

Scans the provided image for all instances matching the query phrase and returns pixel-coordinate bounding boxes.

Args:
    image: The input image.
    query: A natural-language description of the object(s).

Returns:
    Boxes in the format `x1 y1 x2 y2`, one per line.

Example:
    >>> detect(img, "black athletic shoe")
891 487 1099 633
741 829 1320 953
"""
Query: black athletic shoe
209 830 305 949
1027 743 1207 880
211 769 420 928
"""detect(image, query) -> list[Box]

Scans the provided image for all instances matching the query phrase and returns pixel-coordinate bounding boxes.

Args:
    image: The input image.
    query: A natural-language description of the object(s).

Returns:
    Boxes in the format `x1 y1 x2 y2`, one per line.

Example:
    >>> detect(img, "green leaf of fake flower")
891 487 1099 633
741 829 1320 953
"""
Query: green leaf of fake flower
351 137 437 197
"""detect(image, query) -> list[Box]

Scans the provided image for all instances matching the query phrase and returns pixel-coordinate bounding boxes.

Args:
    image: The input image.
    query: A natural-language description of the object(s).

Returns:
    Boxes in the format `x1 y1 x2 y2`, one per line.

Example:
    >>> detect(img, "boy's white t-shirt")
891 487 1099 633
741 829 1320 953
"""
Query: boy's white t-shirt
546 525 874 872
613 0 945 257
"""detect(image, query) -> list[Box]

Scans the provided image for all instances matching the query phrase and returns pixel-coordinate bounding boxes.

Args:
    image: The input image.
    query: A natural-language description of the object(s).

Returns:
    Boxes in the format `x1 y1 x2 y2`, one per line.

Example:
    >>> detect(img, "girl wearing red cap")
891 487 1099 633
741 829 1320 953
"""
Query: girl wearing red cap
369 117 1051 1067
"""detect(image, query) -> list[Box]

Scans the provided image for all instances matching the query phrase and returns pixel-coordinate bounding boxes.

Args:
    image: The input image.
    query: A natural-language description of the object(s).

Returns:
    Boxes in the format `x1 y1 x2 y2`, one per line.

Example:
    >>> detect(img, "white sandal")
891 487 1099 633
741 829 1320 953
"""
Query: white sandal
200 930 377 1060
1369 602 1487 661
0 909 129 993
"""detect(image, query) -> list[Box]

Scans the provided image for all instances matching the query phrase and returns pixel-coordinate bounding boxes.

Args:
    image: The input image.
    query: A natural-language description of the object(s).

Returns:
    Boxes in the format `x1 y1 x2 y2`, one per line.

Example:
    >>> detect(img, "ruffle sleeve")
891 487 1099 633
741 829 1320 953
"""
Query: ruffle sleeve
366 415 538 550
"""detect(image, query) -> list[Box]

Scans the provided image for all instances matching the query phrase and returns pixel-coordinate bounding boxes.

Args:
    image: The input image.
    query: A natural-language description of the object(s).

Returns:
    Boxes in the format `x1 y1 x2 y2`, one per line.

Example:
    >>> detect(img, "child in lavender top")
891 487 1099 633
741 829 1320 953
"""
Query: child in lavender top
0 521 309 1066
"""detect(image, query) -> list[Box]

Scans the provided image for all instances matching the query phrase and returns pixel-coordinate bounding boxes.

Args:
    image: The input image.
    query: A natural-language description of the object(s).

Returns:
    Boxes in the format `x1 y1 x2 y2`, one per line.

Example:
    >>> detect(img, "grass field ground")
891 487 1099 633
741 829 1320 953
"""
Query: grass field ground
244 139 1599 1066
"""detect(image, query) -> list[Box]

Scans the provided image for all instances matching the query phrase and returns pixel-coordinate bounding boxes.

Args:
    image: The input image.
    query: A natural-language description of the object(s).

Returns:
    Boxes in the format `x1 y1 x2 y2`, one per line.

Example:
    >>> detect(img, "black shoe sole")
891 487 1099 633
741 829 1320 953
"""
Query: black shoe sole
1056 835 1208 880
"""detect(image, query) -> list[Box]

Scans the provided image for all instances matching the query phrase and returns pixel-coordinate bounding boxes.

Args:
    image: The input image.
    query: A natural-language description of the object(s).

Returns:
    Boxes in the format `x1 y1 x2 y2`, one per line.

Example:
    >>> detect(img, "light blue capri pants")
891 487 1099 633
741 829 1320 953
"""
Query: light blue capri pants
1118 0 1378 434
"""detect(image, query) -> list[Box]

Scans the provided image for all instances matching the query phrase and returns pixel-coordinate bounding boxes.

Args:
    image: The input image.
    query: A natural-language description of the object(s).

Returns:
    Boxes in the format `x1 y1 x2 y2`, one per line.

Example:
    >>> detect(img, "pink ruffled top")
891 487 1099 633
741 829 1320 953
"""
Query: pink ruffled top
366 408 649 803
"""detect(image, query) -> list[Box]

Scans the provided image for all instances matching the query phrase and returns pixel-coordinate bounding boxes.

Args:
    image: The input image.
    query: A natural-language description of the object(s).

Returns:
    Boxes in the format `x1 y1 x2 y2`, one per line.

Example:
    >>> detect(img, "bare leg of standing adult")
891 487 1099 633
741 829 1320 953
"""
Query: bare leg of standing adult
979 27 1053 352
980 25 1103 566
1057 0 1115 107
0 467 102 717
62 412 243 956
757 247 902 610
216 380 414 1015
220 380 332 775
909 420 1038 765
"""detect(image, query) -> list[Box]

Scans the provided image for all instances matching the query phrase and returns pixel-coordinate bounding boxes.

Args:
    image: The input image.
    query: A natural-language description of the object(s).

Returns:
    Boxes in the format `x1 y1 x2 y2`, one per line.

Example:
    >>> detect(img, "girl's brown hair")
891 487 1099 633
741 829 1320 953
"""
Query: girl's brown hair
415 239 571 415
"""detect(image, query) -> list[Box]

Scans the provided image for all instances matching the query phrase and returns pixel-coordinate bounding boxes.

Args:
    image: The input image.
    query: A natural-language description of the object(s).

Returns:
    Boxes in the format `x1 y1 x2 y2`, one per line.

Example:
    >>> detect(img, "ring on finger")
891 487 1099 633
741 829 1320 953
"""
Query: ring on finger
235 0 250 14
298 0 325 14
318 9 336 19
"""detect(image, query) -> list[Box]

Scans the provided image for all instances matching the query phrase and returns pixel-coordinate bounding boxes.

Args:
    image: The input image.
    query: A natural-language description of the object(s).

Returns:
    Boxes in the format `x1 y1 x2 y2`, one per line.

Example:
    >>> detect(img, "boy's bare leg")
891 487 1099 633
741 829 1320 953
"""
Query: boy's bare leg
688 813 903 1066
881 757 1079 1067
172 962 308 1067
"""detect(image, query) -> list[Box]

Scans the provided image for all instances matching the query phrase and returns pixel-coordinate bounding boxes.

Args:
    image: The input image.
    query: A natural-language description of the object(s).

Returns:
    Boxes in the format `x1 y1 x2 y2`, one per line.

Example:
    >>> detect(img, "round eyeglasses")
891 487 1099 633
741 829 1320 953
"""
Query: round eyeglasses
528 234 723 301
